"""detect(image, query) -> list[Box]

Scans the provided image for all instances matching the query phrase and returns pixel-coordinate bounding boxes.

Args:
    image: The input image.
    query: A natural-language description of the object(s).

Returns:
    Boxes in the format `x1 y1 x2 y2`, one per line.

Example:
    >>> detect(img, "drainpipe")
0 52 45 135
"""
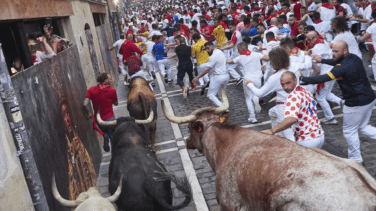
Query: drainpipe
106 0 117 41
0 44 49 211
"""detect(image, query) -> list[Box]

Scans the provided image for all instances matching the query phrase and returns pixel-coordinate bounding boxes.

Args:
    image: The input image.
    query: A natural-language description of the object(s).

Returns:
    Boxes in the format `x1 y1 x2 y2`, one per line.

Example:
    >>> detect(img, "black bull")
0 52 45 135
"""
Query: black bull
127 77 157 147
96 115 192 211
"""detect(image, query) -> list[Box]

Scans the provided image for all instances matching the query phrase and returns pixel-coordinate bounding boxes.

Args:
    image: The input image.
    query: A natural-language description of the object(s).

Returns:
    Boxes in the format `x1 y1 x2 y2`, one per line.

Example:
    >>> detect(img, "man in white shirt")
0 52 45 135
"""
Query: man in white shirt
263 17 279 44
149 24 163 38
219 22 244 86
109 34 126 75
245 48 297 141
312 12 333 42
352 0 372 32
227 42 269 123
192 41 230 107
318 0 336 22
306 31 342 124
359 10 376 79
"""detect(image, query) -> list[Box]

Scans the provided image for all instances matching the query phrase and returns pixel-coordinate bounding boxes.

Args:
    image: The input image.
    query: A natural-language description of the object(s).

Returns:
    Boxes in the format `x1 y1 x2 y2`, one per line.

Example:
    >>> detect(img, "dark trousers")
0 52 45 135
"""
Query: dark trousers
177 63 194 88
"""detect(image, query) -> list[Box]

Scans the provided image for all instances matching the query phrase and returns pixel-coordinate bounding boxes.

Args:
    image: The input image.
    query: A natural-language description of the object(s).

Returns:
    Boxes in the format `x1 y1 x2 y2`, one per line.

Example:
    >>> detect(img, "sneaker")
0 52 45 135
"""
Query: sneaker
322 118 338 125
259 99 266 106
201 84 208 95
151 72 156 79
191 83 196 90
247 116 258 124
182 87 188 98
204 81 210 88
253 98 261 113
103 136 110 152
164 74 167 79
168 79 173 83
236 78 243 86
151 81 156 87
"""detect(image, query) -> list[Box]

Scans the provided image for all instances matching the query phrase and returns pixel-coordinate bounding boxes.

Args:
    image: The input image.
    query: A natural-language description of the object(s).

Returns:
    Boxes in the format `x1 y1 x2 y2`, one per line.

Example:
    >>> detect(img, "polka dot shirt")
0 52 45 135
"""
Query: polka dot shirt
284 86 324 142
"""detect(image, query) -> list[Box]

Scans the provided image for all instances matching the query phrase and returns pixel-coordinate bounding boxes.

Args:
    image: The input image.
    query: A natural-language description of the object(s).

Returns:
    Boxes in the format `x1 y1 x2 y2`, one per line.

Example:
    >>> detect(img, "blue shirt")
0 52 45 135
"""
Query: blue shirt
152 42 167 61
163 25 175 37
248 27 258 37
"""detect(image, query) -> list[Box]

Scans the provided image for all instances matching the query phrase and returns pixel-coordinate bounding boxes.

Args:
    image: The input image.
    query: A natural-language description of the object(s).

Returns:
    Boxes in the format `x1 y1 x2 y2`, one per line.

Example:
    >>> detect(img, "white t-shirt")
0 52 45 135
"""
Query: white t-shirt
359 5 372 31
230 31 242 58
263 25 279 44
303 14 314 26
233 52 264 79
311 42 333 74
113 39 125 57
367 23 376 51
207 49 228 75
182 15 192 26
149 30 162 38
332 31 362 59
34 51 55 65
307 2 317 12
320 6 336 22
145 41 155 57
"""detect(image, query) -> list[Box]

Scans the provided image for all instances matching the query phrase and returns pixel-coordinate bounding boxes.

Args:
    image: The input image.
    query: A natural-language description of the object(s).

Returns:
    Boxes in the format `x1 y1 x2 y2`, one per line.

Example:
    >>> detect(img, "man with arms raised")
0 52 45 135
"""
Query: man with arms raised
300 41 376 164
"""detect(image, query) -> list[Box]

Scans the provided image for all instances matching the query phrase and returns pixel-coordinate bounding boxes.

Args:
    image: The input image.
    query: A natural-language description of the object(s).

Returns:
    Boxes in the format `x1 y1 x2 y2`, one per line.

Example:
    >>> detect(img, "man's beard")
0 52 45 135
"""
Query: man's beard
333 54 345 63
208 50 213 56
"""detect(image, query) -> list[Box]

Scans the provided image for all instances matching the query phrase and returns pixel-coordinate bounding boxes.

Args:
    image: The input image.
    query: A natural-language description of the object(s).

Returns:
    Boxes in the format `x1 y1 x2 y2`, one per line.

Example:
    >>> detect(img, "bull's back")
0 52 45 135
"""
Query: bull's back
215 129 376 210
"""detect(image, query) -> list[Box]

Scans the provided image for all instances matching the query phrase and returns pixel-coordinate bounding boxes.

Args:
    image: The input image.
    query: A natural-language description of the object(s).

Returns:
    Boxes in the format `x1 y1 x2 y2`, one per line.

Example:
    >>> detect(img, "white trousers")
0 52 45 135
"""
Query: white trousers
224 50 242 80
343 98 376 163
118 55 127 76
147 56 159 74
269 104 295 142
372 54 376 78
244 76 261 118
157 59 171 80
207 74 230 107
315 80 341 120
130 70 147 79
197 63 210 86
297 134 325 148
141 54 148 70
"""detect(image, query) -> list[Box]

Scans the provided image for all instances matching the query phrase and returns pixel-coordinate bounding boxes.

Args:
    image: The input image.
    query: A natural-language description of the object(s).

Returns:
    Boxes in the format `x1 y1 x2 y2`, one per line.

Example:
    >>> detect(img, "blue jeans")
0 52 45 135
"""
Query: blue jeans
102 116 116 151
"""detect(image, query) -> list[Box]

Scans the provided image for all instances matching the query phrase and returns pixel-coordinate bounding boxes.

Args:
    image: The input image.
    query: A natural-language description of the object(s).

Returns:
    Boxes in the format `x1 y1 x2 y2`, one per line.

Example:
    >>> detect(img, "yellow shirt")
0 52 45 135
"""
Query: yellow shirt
192 39 209 65
143 31 149 39
212 25 227 47
137 42 147 54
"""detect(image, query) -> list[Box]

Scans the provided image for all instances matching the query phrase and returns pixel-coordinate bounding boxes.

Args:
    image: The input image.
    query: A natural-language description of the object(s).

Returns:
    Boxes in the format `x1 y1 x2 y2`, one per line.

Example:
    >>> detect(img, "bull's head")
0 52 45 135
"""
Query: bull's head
161 86 229 153
52 173 123 208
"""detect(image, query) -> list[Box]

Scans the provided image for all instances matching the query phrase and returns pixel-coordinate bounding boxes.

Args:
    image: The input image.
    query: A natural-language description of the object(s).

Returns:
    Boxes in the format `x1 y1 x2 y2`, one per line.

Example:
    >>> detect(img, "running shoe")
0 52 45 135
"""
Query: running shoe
321 118 338 125
253 98 261 113
236 78 243 86
182 87 188 98
247 117 259 124
103 136 110 152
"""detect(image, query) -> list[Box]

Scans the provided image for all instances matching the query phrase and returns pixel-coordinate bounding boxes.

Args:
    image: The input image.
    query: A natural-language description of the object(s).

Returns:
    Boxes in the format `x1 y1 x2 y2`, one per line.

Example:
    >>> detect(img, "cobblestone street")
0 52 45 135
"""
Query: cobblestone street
96 52 376 211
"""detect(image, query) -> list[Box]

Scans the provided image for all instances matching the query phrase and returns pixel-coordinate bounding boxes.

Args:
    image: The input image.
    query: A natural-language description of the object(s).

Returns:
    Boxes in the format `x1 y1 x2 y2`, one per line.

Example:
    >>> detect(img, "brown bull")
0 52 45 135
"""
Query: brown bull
127 76 157 147
161 86 376 210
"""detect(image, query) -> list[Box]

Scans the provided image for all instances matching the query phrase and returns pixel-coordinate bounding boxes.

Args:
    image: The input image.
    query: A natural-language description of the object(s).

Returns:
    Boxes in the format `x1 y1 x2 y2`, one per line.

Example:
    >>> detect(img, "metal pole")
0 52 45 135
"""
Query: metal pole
0 44 49 211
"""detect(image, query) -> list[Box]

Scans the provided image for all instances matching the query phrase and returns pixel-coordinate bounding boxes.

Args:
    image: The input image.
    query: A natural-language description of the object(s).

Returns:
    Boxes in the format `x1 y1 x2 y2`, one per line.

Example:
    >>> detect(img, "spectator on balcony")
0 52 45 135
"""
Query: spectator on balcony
27 34 55 65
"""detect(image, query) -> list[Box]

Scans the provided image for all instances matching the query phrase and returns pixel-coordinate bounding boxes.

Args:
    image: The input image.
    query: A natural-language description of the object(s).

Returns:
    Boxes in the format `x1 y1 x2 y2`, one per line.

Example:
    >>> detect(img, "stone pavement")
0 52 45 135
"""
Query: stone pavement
96 51 376 211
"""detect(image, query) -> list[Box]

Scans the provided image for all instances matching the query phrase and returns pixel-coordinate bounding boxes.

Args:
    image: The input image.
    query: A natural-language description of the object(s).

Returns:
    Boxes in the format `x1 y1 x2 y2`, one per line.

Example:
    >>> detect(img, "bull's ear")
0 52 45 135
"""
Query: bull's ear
192 121 204 133
219 113 229 124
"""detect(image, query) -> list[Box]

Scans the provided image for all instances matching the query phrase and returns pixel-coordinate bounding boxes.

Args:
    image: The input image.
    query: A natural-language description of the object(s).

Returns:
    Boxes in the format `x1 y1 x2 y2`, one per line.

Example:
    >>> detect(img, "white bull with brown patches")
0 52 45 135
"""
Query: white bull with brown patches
52 174 122 211
161 86 376 210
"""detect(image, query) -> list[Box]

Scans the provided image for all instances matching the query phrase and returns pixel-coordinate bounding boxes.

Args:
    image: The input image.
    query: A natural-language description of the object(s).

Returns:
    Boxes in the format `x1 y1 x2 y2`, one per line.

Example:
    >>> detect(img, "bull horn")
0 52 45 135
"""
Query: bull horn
146 78 154 83
214 85 229 114
161 100 196 124
96 110 117 126
52 173 78 207
135 110 154 124
107 174 123 203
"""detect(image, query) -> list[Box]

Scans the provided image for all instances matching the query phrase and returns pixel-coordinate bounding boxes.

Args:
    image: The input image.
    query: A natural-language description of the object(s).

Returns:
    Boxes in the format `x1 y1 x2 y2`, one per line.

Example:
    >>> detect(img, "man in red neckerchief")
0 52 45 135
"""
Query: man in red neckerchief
288 14 299 38
119 34 144 78
290 0 302 20
333 0 347 16
231 6 241 25
306 31 342 125
318 0 336 21
200 20 216 42
83 72 118 152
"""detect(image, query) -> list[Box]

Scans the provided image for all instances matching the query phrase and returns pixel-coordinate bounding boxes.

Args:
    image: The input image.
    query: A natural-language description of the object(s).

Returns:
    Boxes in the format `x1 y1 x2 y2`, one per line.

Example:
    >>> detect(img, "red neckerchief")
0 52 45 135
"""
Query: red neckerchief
308 1 313 6
184 13 188 16
241 49 252 55
314 19 323 24
360 2 370 8
312 37 325 47
269 38 277 42
267 25 276 30
289 46 300 56
321 3 334 9
316 83 325 94
32 55 38 63
283 21 288 24
273 68 281 74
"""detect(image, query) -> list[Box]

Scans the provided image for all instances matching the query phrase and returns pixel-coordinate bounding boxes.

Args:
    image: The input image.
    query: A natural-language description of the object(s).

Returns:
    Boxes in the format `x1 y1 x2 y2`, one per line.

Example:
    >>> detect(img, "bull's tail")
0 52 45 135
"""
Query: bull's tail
146 170 192 210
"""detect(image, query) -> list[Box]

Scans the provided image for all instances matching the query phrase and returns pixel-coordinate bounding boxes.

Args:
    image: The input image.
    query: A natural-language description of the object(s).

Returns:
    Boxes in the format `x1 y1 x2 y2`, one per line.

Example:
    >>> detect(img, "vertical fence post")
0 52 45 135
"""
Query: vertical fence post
0 44 49 210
